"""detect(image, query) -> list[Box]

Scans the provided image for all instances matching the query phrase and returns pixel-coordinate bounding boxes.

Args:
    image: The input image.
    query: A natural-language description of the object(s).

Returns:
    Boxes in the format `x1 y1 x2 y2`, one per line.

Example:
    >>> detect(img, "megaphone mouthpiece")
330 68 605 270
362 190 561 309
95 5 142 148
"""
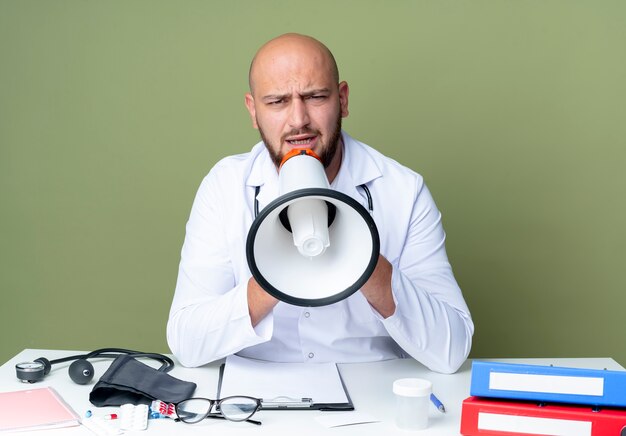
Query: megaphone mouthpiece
279 148 322 169
278 149 330 195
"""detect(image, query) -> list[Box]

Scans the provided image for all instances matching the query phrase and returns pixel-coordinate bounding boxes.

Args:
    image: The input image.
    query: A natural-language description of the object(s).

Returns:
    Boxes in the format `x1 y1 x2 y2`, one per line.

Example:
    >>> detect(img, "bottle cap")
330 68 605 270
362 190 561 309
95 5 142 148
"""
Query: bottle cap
393 378 432 397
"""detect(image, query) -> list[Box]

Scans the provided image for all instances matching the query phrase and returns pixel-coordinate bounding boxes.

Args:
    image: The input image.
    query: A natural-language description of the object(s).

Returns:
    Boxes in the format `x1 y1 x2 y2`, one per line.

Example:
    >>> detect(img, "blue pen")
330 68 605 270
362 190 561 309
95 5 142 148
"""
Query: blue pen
430 393 446 413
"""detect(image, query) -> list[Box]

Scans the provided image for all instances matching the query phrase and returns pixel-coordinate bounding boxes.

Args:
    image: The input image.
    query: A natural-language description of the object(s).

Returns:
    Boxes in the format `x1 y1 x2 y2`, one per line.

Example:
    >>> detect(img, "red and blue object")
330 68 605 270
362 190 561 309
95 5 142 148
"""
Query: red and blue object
150 400 177 419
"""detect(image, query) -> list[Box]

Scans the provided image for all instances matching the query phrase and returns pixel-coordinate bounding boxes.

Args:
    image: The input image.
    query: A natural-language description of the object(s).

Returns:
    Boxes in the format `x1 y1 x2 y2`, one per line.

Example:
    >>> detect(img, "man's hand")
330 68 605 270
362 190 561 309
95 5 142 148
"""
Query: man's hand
247 277 279 326
360 255 395 318
247 255 394 325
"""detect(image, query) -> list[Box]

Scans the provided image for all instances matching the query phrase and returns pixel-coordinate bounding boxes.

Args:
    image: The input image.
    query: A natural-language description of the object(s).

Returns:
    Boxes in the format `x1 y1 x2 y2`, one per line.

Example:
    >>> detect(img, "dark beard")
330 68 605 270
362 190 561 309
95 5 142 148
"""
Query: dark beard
259 115 342 169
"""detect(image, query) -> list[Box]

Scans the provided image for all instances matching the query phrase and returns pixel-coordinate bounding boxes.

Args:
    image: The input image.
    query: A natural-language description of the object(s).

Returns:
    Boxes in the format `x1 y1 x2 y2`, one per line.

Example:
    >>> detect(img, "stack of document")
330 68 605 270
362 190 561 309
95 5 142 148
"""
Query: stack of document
460 361 626 435
218 355 353 410
0 387 80 433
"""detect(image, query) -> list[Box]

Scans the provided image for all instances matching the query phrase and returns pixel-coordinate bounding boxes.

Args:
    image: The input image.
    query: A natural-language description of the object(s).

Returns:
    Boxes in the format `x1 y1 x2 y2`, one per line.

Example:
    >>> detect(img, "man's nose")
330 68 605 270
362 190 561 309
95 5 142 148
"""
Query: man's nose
288 98 310 129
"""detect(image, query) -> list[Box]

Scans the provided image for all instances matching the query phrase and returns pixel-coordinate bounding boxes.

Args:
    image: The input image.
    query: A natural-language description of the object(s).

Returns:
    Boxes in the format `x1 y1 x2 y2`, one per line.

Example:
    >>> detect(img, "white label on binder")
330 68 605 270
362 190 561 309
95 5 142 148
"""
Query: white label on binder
478 412 592 435
489 372 604 396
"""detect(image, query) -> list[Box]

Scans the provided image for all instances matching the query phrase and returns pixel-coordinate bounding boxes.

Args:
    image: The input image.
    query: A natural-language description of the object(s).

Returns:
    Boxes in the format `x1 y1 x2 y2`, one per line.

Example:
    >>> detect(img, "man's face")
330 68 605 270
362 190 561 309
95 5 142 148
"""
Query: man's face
245 43 349 170
259 103 343 170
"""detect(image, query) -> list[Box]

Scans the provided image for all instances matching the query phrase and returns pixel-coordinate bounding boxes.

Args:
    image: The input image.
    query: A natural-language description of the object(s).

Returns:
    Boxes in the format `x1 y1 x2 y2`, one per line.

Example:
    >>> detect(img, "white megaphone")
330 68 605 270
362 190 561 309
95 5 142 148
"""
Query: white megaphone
246 148 380 307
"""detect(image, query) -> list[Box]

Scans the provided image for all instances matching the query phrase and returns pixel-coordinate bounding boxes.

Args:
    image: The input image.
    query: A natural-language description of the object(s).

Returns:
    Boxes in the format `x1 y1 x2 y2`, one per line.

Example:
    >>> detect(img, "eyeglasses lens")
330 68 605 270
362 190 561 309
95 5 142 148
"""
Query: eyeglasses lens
219 397 258 421
177 398 212 424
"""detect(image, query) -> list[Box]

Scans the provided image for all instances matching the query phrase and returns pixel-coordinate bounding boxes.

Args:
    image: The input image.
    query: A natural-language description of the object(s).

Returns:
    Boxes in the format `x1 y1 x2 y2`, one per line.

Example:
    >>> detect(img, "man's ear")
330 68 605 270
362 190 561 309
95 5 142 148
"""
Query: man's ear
244 93 258 129
338 81 349 118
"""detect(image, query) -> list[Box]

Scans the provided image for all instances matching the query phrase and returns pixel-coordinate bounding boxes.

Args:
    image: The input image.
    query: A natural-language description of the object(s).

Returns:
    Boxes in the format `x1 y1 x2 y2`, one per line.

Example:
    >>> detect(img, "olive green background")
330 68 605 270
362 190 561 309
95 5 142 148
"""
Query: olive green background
1 1 625 366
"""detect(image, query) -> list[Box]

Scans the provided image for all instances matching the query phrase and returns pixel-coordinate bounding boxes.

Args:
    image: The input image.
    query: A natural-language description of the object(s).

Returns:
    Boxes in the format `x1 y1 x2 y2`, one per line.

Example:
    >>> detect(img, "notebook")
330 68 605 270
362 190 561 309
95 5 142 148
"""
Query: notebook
0 387 80 433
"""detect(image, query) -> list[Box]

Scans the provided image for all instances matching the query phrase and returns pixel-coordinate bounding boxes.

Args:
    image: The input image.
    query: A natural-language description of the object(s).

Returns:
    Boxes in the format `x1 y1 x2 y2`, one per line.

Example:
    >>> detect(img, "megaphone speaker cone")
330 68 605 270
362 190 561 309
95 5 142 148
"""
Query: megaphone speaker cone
246 188 380 307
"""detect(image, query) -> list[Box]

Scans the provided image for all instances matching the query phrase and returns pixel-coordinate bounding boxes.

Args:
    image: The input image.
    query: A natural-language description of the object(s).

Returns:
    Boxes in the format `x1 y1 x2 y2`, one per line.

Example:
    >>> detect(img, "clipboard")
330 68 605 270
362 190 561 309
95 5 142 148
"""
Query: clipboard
217 355 354 411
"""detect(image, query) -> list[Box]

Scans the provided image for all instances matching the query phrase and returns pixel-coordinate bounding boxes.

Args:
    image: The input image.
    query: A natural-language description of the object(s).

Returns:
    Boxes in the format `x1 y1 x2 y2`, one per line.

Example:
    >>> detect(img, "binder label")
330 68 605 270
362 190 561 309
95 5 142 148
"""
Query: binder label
489 372 604 396
478 412 592 435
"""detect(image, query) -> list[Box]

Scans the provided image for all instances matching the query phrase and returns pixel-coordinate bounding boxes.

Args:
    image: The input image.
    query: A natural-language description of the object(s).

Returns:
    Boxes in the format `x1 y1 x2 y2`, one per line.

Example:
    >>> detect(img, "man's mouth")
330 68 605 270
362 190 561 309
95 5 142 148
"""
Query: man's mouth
285 134 317 147
288 139 312 145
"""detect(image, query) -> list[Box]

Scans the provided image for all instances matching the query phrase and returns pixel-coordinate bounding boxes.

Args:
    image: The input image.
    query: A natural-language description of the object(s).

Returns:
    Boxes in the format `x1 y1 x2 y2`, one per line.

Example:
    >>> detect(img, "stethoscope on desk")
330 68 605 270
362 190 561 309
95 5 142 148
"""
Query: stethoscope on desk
252 184 373 218
15 348 174 385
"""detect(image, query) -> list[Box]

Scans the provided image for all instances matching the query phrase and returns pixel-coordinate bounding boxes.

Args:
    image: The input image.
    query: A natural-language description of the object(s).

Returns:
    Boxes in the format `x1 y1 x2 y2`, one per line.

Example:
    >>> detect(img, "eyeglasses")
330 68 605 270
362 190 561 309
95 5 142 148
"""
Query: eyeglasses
175 396 262 426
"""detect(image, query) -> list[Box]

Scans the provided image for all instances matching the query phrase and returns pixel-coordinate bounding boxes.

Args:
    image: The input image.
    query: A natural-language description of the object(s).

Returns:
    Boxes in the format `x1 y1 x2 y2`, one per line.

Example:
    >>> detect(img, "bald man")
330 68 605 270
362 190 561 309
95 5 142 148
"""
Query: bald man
167 34 473 374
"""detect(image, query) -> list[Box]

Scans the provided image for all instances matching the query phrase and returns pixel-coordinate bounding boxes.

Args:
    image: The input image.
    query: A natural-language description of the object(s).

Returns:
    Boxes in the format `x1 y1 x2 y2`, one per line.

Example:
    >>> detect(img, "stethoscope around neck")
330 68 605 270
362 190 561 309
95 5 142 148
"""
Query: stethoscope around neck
252 183 373 218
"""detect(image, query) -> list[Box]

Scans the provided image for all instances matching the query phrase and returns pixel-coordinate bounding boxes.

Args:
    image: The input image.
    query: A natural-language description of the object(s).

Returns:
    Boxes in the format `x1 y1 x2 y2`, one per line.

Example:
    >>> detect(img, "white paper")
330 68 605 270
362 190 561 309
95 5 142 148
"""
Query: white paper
81 418 122 436
478 412 592 435
316 412 380 428
489 372 604 396
220 355 349 405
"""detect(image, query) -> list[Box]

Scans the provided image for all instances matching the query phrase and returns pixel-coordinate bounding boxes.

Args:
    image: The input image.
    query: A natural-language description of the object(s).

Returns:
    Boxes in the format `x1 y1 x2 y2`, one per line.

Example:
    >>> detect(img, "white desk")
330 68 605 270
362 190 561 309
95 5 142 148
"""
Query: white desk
0 350 623 435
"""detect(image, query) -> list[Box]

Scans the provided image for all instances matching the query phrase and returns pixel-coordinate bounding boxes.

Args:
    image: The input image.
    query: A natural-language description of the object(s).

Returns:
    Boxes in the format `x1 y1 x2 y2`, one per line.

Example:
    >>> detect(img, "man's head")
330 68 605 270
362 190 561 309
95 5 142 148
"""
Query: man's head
245 33 349 181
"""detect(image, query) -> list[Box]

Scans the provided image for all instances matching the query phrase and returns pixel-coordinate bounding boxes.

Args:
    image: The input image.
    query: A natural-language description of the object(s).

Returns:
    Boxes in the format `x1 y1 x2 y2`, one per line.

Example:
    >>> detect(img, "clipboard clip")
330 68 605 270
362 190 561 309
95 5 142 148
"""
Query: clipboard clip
261 396 313 408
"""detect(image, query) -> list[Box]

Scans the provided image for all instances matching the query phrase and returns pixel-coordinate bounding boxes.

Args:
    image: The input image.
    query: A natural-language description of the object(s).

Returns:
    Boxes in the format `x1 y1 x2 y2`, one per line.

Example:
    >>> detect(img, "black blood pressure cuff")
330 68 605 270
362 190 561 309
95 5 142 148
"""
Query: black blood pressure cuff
89 354 197 407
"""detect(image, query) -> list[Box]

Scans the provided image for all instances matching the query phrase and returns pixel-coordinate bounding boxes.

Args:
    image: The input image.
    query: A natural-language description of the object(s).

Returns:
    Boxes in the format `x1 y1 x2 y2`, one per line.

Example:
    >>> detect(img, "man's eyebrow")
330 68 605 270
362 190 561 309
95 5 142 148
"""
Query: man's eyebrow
261 93 289 102
261 88 331 101
300 88 331 96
